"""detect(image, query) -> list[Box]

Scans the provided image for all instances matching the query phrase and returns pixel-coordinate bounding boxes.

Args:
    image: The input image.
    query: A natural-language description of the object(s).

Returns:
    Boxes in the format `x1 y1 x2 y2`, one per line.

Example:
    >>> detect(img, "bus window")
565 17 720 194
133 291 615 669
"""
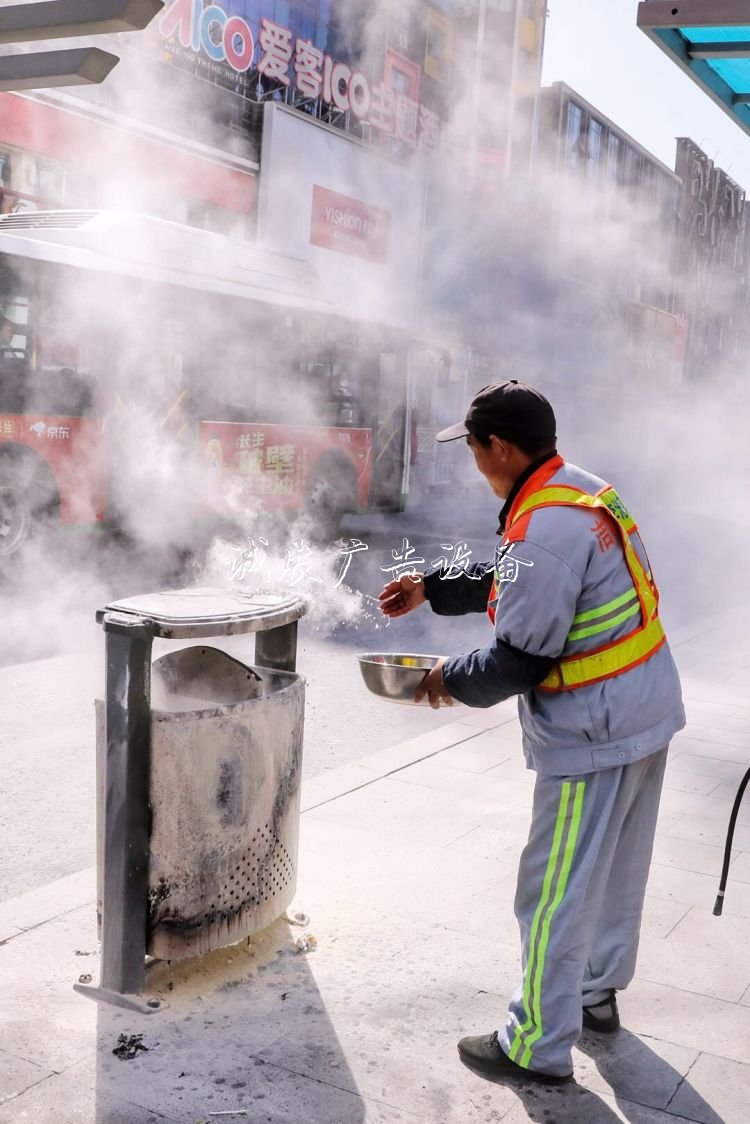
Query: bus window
0 297 28 355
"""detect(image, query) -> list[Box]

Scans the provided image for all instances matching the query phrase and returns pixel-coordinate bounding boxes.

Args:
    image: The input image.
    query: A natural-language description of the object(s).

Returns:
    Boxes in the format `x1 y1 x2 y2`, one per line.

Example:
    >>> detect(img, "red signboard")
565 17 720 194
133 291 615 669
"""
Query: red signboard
0 94 256 215
310 185 391 264
199 421 372 512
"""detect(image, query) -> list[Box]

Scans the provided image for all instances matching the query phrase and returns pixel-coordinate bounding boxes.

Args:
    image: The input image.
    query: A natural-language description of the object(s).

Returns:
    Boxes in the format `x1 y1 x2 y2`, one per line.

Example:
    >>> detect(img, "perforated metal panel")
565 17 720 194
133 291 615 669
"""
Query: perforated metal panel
195 830 295 926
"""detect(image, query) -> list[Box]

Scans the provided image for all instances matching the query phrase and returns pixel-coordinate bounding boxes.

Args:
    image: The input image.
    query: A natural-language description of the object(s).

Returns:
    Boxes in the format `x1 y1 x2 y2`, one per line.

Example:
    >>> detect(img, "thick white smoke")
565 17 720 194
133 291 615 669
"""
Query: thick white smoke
0 0 746 659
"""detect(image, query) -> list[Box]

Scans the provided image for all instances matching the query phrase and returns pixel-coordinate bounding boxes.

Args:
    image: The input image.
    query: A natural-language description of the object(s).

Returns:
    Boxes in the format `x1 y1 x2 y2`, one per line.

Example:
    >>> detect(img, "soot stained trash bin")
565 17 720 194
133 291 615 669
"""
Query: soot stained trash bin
79 588 308 1013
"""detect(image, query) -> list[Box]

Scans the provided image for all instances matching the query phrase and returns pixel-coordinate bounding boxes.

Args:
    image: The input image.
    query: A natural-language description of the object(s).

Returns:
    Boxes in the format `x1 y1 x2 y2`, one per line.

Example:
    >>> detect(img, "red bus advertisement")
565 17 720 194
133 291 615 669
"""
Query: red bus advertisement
201 423 373 511
0 211 413 565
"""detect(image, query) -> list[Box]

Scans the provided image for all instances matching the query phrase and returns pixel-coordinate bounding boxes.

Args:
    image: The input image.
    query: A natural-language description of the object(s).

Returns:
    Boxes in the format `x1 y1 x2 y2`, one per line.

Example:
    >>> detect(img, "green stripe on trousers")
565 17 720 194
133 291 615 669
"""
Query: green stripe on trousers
509 780 587 1068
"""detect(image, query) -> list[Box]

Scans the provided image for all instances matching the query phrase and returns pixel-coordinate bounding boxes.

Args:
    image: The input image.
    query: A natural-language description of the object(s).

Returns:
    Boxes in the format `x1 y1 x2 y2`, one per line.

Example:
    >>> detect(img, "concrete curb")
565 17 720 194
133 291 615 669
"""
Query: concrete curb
0 705 521 943
0 867 96 946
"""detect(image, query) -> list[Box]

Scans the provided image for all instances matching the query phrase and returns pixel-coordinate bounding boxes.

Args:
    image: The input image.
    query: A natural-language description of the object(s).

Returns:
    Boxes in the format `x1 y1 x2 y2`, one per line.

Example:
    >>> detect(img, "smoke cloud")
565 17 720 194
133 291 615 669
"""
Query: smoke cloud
0 0 746 666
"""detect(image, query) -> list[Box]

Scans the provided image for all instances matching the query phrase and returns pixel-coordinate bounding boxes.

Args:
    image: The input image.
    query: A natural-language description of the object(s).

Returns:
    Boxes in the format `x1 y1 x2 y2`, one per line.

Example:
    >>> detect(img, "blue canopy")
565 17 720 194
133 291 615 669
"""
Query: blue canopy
637 1 750 136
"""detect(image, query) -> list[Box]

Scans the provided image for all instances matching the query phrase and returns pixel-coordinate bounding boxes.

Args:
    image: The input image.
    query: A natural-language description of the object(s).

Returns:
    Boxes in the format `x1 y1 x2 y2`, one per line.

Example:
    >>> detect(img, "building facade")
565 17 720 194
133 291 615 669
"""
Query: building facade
0 2 455 233
674 137 750 382
536 81 687 393
0 2 549 493
405 1 549 487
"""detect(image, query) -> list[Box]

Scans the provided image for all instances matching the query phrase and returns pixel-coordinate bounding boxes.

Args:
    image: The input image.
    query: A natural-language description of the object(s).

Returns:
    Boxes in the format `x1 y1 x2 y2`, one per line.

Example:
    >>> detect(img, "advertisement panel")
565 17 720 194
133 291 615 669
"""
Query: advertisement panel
0 413 105 524
155 0 443 154
309 186 391 263
199 421 372 511
257 104 426 329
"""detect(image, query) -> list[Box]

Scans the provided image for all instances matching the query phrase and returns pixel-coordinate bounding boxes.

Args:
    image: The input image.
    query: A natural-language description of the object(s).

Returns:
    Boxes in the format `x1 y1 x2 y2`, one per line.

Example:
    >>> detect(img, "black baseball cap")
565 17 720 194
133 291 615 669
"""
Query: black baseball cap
436 380 557 444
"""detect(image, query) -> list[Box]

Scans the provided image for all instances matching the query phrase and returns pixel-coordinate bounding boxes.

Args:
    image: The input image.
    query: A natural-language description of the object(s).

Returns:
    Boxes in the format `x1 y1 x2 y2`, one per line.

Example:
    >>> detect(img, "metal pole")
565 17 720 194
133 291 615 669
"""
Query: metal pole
99 612 154 996
529 2 549 178
468 0 488 180
255 621 298 673
504 0 523 181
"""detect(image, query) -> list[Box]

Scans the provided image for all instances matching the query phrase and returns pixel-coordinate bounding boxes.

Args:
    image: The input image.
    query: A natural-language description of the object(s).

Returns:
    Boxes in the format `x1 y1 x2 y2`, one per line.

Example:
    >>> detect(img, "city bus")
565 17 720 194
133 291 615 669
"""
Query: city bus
0 210 414 565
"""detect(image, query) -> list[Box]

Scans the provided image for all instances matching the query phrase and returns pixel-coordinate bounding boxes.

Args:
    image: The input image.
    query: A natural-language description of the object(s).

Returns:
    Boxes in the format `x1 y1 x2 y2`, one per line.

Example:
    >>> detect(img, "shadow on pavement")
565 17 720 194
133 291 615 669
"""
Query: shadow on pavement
94 919 368 1123
460 1028 724 1124
503 1080 626 1123
576 1029 724 1124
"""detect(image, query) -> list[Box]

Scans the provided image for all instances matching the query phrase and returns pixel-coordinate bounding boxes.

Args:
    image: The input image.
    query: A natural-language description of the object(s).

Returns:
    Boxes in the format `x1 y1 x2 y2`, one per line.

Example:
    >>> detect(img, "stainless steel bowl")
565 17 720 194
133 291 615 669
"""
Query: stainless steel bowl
357 653 440 704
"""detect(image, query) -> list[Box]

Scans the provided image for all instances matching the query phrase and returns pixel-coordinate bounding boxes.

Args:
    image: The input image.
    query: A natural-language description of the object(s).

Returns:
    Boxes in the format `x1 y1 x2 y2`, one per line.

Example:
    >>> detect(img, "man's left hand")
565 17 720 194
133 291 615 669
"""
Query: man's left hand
414 657 454 710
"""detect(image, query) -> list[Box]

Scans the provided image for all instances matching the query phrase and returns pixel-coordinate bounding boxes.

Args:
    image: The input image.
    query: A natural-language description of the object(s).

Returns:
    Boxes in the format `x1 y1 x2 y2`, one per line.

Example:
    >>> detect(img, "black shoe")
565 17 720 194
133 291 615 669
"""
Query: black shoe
457 1031 573 1086
582 989 620 1034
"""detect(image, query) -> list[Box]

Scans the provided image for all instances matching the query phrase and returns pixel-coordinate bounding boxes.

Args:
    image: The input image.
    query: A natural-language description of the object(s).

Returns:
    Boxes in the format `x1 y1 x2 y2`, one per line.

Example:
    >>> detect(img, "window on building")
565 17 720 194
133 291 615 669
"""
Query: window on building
606 133 620 182
641 163 661 215
623 146 642 187
28 159 66 202
385 48 420 100
424 10 453 81
587 119 602 179
392 1 410 52
0 153 9 188
565 102 583 168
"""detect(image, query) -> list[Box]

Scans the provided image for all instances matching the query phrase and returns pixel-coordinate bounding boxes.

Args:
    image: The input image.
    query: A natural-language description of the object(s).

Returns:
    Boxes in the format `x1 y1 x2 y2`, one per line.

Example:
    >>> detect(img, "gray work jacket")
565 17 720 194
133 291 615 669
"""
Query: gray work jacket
429 459 685 777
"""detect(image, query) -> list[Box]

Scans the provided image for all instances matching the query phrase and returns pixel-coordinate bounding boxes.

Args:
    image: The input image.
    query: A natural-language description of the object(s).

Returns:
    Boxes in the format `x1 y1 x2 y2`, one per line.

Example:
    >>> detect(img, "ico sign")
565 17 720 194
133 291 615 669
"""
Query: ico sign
160 0 254 73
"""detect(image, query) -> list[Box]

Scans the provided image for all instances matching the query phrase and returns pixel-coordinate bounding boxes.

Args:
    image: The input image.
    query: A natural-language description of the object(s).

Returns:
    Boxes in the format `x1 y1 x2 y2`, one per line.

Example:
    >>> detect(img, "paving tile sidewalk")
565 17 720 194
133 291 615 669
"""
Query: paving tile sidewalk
2 615 750 1122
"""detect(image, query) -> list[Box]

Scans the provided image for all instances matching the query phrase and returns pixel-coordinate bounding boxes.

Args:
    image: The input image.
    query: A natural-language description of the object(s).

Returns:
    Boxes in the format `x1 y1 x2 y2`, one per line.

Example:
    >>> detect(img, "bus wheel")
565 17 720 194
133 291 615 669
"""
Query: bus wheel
0 453 59 568
305 458 358 541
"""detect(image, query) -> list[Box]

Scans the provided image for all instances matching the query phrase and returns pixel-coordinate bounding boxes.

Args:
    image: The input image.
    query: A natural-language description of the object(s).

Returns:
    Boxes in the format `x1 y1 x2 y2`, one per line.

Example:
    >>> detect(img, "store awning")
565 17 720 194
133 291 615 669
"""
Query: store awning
637 1 750 137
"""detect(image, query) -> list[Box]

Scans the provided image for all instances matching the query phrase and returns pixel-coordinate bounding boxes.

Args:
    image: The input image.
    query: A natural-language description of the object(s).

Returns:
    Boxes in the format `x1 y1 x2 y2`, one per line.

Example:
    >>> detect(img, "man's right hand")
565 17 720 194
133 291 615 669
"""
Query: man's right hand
378 574 427 618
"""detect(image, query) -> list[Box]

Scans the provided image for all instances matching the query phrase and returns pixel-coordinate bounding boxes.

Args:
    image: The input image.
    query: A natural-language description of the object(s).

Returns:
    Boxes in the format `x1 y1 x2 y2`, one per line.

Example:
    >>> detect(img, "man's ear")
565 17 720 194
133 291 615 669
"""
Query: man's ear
490 435 512 460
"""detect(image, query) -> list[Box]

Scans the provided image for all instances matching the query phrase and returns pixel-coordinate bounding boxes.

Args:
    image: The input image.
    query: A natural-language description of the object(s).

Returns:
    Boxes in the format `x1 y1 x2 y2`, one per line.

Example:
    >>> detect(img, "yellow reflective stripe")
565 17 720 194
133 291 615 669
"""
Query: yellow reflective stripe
513 486 652 611
619 537 656 617
568 601 641 643
514 486 586 521
576 492 637 534
510 482 664 692
515 486 638 534
572 589 638 625
541 616 666 691
520 780 586 1069
508 784 571 1064
594 487 638 534
572 491 654 618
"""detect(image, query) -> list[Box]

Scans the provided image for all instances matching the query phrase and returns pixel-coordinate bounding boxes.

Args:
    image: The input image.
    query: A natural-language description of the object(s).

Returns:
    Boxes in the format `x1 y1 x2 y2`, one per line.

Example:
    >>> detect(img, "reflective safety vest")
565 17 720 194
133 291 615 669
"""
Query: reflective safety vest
494 483 666 693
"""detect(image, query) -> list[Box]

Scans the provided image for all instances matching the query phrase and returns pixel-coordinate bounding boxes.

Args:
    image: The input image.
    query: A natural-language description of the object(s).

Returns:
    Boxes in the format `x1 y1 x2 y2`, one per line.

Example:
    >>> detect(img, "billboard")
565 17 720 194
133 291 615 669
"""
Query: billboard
155 0 444 154
257 104 427 329
309 186 391 263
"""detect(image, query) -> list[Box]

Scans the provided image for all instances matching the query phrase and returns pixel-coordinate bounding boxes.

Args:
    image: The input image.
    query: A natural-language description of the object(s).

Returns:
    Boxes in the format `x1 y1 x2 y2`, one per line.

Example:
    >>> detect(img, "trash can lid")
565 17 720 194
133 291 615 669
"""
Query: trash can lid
97 587 309 639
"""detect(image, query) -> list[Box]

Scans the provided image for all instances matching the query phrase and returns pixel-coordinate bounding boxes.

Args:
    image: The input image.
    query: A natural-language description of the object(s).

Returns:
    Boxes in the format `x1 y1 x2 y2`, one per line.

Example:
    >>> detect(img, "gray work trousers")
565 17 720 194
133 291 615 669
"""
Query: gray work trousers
498 746 668 1077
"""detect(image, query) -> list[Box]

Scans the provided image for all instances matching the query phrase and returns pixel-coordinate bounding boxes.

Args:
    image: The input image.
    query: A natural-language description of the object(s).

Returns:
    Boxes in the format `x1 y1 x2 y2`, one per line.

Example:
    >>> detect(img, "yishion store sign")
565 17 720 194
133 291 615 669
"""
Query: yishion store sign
310 186 390 264
159 0 440 152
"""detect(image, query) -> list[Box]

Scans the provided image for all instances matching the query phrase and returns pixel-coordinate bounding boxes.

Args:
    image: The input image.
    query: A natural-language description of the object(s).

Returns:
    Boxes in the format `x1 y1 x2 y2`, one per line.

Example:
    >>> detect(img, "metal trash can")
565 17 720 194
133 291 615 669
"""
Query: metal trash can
81 588 308 1010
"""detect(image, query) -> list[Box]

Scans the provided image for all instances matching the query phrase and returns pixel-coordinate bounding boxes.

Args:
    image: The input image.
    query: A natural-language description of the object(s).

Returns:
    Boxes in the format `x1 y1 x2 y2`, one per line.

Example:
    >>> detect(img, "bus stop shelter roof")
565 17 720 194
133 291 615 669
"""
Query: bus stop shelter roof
637 1 750 138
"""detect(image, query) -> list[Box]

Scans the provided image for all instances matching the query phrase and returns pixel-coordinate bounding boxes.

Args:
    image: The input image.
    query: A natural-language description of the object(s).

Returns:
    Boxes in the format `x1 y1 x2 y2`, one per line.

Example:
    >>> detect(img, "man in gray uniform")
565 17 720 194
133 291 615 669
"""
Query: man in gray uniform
379 382 685 1085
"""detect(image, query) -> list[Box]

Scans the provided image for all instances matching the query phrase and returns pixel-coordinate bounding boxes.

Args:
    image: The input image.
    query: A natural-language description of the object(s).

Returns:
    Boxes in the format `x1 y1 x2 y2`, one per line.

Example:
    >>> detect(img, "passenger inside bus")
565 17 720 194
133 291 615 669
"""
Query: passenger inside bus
0 312 92 416
0 314 28 363
0 315 14 348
